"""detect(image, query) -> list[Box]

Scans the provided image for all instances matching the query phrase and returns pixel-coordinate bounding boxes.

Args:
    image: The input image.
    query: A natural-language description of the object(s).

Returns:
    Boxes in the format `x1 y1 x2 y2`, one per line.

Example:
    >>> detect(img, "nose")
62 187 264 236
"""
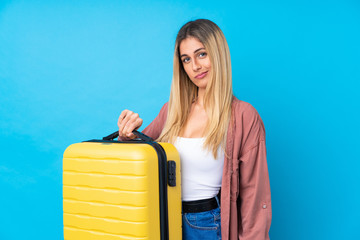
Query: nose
192 59 201 72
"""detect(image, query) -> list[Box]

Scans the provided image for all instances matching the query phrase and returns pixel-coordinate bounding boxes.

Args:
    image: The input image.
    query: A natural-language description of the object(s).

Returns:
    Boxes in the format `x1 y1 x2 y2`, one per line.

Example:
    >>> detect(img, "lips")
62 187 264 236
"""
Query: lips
195 71 208 79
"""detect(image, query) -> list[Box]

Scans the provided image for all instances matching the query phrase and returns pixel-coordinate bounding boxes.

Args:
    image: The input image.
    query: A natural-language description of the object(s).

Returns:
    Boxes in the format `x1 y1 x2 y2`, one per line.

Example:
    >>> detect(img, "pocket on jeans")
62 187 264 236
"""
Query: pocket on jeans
184 208 220 230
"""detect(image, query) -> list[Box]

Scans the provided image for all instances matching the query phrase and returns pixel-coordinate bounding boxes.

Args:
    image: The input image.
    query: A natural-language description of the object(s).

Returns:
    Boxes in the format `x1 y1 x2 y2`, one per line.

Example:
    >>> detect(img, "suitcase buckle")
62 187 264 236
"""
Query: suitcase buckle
167 161 176 187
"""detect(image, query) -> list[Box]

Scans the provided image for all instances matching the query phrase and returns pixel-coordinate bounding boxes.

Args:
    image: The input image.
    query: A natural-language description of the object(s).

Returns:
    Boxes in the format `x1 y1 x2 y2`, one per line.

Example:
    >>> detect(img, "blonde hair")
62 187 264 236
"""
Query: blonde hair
157 19 233 157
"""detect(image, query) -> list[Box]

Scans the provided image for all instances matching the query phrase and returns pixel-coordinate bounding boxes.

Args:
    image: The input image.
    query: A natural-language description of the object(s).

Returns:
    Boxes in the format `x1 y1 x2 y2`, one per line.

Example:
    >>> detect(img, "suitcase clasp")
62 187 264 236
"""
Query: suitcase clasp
167 161 176 187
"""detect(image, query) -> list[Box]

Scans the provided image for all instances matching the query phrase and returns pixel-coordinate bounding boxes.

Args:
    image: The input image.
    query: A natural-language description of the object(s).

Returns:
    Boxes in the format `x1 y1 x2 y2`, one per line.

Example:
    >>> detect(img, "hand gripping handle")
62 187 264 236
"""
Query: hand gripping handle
102 130 153 142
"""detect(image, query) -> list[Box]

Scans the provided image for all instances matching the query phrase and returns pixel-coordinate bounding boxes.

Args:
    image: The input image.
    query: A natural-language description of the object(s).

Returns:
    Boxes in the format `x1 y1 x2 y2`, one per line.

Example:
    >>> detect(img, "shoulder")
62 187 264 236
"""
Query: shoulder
232 97 262 121
231 97 266 142
160 102 169 111
155 102 169 124
159 102 169 117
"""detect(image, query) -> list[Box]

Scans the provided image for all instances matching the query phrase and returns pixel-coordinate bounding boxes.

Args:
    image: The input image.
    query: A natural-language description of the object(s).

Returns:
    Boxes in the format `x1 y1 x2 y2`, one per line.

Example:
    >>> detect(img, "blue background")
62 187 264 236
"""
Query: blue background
1 0 359 239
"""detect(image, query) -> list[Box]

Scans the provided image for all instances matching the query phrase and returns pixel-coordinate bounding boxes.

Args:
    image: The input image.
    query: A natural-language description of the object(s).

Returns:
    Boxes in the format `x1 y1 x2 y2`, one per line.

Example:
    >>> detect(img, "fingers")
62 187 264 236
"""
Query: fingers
117 110 143 138
118 109 132 137
117 110 130 131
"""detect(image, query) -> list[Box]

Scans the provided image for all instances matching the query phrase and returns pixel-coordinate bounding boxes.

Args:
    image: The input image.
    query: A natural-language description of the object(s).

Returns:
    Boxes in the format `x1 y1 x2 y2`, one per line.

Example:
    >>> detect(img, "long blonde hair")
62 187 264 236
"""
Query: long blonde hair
157 19 233 157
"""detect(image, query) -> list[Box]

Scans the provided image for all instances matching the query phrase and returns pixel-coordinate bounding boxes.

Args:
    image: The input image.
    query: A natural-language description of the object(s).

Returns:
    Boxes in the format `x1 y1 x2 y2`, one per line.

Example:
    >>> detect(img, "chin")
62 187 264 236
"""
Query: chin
190 77 208 89
196 83 208 89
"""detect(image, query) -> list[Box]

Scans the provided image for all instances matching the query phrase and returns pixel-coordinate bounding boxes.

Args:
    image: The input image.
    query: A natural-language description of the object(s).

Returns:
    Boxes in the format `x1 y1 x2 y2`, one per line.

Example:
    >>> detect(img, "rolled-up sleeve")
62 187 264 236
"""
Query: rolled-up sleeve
238 139 271 240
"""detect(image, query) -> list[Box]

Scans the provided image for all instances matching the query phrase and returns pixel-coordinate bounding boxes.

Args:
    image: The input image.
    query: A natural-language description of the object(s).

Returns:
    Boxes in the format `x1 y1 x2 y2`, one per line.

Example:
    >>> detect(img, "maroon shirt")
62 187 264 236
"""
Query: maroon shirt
142 97 272 240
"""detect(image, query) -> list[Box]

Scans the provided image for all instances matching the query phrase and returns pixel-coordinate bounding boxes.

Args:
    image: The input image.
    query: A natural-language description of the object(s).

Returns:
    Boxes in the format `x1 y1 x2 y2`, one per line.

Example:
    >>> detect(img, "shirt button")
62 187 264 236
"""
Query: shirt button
262 204 267 209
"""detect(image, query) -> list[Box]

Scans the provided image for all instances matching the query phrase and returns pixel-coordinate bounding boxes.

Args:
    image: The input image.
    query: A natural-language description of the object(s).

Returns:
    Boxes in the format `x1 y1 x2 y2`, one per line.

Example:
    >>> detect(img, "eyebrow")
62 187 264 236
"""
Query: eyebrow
180 47 205 58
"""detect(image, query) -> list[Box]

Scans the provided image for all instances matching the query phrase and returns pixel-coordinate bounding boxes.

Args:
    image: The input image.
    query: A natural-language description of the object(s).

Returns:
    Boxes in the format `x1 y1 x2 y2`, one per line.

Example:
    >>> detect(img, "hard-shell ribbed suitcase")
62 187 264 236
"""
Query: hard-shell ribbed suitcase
63 131 182 240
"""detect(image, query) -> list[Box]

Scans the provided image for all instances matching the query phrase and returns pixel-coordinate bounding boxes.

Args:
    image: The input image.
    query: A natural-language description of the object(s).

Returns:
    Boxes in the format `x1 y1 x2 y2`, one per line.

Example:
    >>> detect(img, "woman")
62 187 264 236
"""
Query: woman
118 19 271 240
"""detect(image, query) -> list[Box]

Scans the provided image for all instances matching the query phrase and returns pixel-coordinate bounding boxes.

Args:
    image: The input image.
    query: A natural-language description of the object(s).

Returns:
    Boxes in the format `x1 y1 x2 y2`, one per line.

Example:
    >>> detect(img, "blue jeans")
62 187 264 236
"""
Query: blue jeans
182 197 221 240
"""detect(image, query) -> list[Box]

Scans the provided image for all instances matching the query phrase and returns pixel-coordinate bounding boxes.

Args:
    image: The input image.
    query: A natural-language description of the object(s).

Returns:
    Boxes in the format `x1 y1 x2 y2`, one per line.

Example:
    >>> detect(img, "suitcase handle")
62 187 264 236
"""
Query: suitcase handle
103 130 154 142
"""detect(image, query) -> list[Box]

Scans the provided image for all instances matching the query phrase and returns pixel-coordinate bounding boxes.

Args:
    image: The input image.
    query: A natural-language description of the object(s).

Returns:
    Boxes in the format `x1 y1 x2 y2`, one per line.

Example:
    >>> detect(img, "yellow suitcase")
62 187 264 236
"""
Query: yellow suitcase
63 131 182 240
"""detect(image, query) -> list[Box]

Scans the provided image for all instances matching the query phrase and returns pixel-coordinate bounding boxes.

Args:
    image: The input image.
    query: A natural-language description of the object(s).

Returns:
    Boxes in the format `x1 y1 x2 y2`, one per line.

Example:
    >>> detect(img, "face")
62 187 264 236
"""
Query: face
179 37 211 90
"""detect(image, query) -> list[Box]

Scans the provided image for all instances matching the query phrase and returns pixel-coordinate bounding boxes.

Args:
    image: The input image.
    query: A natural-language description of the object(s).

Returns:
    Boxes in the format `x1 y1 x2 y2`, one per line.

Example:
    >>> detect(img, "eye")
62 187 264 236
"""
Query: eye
182 57 191 63
199 52 207 58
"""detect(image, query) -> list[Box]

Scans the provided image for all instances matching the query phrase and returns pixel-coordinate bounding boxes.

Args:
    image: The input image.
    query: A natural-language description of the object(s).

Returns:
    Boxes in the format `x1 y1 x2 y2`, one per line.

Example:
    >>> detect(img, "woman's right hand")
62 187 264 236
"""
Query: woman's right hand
117 110 143 139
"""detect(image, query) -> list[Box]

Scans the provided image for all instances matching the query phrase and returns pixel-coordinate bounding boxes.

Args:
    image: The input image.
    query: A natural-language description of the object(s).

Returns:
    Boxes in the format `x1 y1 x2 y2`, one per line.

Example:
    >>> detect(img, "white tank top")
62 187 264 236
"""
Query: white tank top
174 137 225 201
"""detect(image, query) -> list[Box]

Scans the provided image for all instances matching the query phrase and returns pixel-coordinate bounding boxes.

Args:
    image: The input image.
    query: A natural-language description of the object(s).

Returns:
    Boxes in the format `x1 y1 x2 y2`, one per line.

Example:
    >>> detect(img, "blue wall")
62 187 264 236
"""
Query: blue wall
1 0 359 239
